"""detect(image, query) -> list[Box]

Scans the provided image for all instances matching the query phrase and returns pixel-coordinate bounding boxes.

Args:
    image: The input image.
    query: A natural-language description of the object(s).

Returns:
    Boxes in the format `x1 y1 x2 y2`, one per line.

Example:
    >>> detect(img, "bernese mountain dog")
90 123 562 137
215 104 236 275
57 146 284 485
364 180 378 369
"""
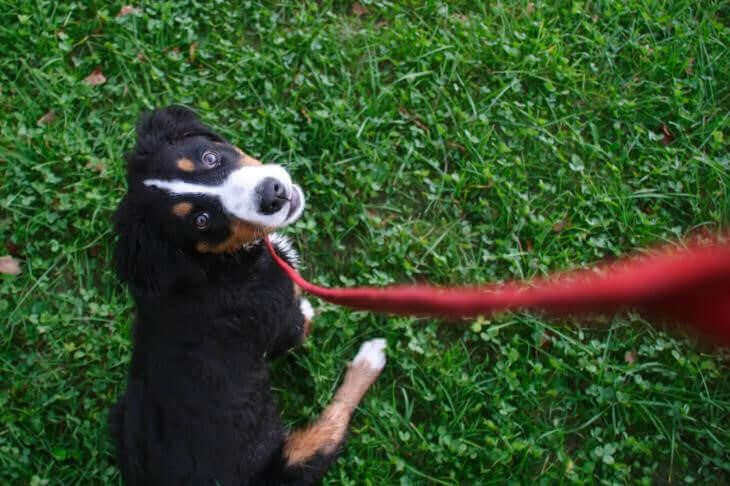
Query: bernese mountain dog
110 106 386 485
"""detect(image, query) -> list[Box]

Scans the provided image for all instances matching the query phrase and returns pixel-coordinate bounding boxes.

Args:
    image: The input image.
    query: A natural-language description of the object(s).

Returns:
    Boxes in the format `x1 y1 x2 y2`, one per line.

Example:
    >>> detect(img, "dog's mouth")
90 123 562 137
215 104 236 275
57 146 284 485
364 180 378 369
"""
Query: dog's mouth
226 180 305 231
284 184 304 223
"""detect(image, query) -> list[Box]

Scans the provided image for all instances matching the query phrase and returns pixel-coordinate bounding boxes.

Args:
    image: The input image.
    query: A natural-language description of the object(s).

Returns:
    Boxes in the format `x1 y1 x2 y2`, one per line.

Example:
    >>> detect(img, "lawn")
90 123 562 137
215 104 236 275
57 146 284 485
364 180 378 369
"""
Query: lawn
1 0 729 483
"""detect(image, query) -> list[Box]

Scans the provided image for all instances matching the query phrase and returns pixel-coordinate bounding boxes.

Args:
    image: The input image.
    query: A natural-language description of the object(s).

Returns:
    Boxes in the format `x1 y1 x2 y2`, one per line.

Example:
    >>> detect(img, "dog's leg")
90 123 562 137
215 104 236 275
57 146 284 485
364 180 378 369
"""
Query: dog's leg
284 338 386 467
298 294 314 339
267 292 315 359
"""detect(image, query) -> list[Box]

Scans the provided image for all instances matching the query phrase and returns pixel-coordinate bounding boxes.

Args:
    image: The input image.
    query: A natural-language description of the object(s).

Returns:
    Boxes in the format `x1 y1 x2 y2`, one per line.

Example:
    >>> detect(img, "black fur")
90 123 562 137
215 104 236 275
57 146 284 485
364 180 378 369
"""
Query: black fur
110 107 339 484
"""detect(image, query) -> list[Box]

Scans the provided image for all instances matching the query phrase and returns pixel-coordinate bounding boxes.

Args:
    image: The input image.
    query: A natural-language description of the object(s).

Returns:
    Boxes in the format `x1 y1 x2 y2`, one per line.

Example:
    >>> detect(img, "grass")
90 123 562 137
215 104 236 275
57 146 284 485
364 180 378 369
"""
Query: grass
1 0 729 483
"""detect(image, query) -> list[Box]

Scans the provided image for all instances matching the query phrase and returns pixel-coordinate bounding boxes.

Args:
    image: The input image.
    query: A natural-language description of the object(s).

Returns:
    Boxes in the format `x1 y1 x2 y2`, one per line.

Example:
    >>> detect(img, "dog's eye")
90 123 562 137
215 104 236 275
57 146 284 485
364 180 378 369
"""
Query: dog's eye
201 150 219 167
194 212 210 230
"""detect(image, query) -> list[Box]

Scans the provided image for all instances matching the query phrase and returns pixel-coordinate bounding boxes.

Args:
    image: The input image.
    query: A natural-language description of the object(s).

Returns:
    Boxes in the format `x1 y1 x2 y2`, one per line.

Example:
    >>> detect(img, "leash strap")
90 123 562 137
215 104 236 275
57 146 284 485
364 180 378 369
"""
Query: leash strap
264 236 730 346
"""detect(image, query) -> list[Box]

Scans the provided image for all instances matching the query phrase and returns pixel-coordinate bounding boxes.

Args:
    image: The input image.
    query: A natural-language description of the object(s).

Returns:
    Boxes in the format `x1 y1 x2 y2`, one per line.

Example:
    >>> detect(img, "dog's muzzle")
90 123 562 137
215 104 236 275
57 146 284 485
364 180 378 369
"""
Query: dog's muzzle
144 164 306 228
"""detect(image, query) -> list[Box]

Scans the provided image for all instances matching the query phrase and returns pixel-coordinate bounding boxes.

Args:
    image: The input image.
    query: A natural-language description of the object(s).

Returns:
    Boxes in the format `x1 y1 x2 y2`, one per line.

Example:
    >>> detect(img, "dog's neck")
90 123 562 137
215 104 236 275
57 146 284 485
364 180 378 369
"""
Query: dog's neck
129 241 293 349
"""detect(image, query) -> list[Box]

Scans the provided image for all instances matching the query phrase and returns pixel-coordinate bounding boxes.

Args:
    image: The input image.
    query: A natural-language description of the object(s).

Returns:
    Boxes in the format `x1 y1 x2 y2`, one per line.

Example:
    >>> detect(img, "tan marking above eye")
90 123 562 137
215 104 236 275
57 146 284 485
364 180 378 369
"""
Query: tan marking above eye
177 158 195 172
172 202 193 217
242 154 262 166
233 146 262 166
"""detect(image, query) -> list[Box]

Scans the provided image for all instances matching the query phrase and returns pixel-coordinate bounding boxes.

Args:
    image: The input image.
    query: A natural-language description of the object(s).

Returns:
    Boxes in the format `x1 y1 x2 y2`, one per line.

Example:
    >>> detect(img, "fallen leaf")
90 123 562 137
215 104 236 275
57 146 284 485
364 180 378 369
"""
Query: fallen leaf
539 333 552 349
117 5 140 17
351 2 368 16
660 124 674 146
37 110 56 125
136 52 146 62
685 57 695 75
300 108 312 124
624 350 637 365
189 42 198 62
5 242 21 257
446 141 466 153
398 107 429 133
526 2 535 14
86 159 106 173
83 69 107 86
552 218 570 233
0 255 21 275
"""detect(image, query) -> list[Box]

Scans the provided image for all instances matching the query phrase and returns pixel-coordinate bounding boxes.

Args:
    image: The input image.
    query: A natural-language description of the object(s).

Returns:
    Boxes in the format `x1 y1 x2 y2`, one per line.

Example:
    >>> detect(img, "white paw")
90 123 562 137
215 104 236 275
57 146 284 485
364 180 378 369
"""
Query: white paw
352 338 387 371
299 298 314 321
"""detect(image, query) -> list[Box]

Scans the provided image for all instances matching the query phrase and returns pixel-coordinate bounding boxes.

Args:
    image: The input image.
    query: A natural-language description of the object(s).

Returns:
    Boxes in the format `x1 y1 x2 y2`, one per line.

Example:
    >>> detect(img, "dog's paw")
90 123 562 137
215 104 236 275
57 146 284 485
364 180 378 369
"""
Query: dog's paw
352 338 387 372
299 298 314 321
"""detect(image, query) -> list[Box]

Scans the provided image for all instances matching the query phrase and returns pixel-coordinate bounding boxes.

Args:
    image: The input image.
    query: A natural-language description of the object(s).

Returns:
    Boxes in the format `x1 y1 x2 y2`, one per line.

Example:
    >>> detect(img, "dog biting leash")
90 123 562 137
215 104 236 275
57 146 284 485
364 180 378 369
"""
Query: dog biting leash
265 236 730 347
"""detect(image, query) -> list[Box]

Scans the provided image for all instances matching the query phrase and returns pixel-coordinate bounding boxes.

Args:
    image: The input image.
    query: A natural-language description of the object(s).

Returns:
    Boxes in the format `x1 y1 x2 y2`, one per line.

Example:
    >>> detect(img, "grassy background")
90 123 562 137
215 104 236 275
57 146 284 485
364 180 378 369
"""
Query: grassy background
1 0 729 483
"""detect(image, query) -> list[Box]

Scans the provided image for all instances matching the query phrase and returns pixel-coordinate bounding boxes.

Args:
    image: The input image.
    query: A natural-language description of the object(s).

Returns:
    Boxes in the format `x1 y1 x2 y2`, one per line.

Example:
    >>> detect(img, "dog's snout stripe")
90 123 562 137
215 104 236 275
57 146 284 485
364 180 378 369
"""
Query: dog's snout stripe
143 164 304 229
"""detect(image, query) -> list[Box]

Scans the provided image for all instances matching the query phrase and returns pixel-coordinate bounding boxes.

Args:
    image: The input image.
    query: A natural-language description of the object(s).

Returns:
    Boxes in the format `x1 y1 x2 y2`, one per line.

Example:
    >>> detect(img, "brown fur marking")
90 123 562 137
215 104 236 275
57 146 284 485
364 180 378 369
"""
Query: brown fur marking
232 146 262 167
284 360 381 465
177 158 195 171
241 154 262 166
196 221 269 254
172 202 193 217
302 317 313 339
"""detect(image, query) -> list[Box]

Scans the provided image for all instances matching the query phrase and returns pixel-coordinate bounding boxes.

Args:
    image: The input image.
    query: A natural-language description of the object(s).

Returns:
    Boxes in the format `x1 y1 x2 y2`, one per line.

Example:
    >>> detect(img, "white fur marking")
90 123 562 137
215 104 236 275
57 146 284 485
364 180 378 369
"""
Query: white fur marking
299 298 314 320
143 165 306 228
352 338 387 371
269 233 300 268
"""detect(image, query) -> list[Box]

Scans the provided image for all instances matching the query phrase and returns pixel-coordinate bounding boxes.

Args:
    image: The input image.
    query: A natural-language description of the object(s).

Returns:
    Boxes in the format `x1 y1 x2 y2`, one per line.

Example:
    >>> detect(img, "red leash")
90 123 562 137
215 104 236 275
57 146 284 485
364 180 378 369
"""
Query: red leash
264 236 730 347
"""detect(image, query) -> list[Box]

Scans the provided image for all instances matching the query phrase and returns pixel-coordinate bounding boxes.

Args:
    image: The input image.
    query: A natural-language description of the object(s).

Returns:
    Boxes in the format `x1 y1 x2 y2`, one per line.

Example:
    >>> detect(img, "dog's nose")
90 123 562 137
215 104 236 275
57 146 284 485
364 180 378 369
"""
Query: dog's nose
257 177 288 215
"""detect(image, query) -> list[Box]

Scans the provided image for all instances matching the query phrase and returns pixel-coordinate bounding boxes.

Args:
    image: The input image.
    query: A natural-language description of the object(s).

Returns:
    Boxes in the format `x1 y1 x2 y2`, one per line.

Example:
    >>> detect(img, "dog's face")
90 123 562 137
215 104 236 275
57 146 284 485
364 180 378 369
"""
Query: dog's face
125 107 305 254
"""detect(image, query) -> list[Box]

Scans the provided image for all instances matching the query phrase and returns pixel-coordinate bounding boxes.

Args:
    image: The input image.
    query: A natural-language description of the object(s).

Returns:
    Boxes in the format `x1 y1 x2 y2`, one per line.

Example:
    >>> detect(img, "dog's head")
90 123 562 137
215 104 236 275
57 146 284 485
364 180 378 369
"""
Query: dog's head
114 106 305 294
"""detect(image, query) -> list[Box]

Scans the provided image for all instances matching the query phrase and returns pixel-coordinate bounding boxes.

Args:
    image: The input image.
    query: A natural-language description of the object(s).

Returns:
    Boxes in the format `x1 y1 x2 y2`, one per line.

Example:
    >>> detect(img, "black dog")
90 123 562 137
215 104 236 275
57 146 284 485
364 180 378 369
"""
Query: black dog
110 106 386 485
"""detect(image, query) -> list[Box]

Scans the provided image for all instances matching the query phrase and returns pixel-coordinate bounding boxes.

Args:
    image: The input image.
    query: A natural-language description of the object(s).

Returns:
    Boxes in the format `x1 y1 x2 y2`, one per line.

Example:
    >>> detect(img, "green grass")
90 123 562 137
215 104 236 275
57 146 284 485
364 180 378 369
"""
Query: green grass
1 0 729 483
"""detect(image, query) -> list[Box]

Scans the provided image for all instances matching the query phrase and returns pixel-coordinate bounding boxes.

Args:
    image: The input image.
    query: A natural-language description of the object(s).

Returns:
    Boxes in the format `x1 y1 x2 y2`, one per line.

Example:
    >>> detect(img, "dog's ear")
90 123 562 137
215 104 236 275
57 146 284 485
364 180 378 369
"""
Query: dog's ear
125 106 224 179
113 195 206 296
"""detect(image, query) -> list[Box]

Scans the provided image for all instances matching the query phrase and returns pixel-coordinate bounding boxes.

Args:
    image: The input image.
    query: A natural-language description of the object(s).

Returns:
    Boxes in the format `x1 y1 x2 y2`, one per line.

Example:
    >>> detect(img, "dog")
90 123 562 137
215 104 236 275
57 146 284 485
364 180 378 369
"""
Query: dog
109 106 386 485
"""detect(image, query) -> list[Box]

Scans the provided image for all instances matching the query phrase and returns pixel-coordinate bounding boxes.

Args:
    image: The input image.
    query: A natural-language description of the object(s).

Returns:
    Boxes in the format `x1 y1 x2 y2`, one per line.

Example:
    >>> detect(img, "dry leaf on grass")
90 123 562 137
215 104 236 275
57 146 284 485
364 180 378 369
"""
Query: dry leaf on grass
37 110 56 125
84 69 107 86
552 218 570 233
300 108 312 124
660 124 674 145
352 2 368 17
0 255 21 275
5 242 21 257
117 5 140 17
446 141 466 153
86 159 106 173
398 107 429 133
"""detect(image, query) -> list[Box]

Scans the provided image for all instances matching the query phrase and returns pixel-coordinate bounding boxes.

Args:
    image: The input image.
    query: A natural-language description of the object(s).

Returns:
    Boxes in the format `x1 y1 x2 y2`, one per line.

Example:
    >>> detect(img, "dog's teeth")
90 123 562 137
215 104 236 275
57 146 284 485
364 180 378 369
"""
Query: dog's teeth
352 338 387 371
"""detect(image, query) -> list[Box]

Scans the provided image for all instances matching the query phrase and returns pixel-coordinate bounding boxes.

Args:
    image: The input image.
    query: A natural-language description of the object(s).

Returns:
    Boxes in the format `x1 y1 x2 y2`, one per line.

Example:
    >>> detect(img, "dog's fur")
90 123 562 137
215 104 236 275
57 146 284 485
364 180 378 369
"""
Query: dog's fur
110 106 385 485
